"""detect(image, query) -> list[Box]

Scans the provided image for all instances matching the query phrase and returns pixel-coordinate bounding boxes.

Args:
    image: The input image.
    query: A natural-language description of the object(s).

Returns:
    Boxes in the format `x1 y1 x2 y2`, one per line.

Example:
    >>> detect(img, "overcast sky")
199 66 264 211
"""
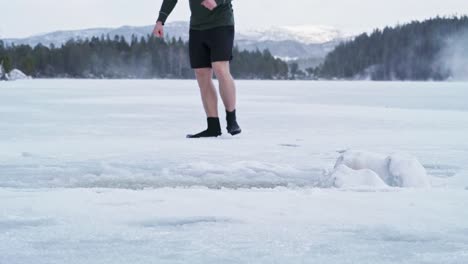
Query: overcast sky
1 0 466 38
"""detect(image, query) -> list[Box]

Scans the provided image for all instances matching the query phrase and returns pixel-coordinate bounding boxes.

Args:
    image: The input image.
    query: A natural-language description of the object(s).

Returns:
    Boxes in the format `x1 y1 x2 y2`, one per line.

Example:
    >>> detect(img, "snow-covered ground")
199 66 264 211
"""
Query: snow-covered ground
1 79 468 263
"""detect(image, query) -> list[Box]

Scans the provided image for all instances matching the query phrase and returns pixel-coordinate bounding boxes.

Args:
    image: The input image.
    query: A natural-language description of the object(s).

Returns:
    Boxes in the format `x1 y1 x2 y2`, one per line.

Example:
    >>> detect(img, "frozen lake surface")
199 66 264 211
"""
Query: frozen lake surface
1 79 468 263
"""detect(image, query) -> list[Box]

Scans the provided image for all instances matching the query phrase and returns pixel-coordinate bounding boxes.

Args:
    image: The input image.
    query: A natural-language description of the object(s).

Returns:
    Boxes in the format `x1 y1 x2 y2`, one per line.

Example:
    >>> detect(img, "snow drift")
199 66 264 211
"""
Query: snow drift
331 164 388 188
5 69 31 81
333 150 430 188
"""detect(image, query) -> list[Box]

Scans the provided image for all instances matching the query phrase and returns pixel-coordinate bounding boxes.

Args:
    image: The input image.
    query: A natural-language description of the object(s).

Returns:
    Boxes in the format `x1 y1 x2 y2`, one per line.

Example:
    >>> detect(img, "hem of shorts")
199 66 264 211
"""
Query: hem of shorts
211 58 232 63
191 65 212 69
189 23 235 31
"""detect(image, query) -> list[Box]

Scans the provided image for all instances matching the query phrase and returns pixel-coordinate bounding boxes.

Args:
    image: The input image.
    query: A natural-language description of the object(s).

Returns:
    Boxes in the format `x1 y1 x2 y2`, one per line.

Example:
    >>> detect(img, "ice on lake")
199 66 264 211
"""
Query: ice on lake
1 79 468 263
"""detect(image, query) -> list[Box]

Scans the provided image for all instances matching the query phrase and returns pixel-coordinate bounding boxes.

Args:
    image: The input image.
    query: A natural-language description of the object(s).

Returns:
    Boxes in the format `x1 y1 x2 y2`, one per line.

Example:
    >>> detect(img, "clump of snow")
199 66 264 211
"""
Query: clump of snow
387 153 431 188
331 164 388 188
6 69 31 81
334 151 393 183
334 150 430 188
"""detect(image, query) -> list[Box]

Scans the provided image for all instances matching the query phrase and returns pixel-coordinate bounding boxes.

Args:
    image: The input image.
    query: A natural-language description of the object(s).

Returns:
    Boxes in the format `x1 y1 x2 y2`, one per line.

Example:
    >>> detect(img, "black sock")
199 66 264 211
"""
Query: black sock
226 109 242 135
186 117 222 138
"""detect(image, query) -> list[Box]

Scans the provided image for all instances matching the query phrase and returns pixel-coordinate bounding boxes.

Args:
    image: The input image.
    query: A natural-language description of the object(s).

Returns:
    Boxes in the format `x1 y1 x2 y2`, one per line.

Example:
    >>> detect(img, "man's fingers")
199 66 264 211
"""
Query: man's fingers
202 5 215 11
201 0 216 10
153 27 164 38
157 29 164 38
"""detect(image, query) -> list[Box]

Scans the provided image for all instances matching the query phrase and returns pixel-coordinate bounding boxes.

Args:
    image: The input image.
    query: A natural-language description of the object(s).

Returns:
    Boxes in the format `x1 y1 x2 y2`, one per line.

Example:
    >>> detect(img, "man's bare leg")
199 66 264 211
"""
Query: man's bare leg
212 61 241 135
212 61 236 111
195 68 218 117
186 68 222 138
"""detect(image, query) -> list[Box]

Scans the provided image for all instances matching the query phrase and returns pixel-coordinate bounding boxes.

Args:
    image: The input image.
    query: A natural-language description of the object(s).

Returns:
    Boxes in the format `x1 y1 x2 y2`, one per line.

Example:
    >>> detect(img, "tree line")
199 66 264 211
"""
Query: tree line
0 35 290 80
316 16 468 80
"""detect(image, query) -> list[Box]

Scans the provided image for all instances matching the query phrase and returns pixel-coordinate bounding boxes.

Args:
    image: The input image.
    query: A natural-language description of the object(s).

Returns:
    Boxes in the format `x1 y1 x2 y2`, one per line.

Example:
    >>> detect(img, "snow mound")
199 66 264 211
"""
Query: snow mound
6 69 31 81
331 164 388 188
388 153 431 188
334 150 430 188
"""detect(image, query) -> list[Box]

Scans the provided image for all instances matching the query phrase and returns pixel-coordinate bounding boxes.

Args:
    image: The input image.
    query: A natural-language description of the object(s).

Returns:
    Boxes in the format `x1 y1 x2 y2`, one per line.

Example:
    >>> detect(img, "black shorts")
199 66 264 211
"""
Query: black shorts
189 26 234 69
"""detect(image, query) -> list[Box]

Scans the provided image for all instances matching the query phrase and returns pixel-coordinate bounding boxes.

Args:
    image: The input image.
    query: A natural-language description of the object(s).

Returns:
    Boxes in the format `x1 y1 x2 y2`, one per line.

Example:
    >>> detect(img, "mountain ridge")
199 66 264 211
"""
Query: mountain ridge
2 22 348 67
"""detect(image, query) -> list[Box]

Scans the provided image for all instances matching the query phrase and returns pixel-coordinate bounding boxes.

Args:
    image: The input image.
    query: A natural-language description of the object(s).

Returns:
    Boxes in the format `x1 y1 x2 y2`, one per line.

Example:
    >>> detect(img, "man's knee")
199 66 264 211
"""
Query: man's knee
194 68 213 79
212 62 231 80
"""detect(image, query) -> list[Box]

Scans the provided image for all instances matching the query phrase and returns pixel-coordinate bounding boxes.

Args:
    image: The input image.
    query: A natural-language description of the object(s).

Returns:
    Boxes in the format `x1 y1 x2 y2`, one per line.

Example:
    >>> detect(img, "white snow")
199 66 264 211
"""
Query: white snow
274 55 300 62
334 150 393 183
388 153 431 188
334 150 430 188
1 79 468 263
5 69 30 81
331 164 388 188
1 187 468 264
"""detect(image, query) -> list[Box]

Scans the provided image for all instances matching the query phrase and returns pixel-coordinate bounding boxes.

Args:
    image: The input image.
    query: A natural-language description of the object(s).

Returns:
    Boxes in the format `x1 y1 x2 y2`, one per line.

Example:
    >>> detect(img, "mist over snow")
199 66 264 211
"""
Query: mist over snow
316 17 468 81
437 29 468 80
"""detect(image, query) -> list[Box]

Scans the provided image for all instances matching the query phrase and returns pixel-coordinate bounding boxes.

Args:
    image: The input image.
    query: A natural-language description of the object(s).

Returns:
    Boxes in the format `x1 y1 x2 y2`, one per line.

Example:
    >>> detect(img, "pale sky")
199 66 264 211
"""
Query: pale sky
1 0 467 38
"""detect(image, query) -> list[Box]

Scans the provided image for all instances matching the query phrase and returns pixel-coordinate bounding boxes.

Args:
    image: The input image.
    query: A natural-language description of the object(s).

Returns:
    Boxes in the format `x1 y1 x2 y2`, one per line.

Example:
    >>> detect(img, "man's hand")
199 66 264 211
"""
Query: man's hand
153 21 164 38
201 0 218 11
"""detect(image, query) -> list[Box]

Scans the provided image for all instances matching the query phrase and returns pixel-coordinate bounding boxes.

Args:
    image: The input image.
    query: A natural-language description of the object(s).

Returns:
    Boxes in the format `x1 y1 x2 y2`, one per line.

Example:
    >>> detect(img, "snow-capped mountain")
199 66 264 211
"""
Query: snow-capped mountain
235 24 346 65
2 22 348 66
2 24 161 47
236 25 343 45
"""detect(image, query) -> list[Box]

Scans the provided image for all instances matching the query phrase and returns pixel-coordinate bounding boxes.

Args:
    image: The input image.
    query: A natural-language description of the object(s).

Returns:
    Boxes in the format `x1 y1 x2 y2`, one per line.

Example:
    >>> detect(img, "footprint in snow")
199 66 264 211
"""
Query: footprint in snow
279 143 300 148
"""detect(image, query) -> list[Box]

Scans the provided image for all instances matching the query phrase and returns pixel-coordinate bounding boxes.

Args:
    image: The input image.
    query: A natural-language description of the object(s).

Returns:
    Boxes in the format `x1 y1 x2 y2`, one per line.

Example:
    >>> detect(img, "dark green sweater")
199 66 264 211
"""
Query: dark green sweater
157 0 234 30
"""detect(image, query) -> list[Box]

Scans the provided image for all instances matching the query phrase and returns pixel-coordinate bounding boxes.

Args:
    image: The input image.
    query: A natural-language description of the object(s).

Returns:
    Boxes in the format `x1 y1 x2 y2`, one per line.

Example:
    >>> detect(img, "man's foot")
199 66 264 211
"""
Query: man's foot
226 109 242 136
186 117 222 138
186 129 222 138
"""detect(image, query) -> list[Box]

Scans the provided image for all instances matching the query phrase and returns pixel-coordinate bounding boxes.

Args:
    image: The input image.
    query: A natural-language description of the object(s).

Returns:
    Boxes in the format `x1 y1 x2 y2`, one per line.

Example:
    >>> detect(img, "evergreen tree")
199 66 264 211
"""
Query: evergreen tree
317 16 468 80
290 62 299 79
0 34 289 79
